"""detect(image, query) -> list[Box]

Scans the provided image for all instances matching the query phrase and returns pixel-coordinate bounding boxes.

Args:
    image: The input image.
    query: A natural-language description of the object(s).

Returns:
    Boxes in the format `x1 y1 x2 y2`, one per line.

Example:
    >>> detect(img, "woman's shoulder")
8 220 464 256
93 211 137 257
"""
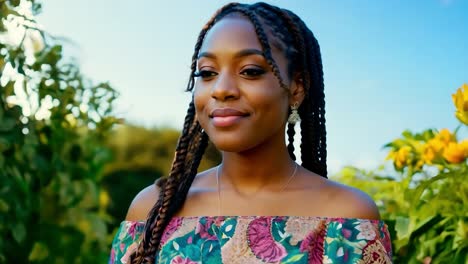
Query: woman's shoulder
125 181 161 221
319 176 381 220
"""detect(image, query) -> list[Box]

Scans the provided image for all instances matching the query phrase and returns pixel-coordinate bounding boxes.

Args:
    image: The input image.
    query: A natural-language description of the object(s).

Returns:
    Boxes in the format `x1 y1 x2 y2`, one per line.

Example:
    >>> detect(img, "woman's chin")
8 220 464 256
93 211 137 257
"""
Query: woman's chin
209 138 254 153
211 142 247 153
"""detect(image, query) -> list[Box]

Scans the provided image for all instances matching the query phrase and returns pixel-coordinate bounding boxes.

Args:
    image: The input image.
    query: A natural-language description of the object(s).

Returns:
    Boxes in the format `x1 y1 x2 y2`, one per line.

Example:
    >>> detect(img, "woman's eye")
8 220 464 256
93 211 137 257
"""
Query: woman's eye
193 70 217 79
240 68 266 78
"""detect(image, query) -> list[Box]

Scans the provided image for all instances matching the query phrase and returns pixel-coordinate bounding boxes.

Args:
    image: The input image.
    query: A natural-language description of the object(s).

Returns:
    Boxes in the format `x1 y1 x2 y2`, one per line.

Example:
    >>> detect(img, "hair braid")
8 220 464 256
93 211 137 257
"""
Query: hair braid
129 101 197 263
297 23 327 177
143 124 208 263
253 5 306 81
174 129 209 206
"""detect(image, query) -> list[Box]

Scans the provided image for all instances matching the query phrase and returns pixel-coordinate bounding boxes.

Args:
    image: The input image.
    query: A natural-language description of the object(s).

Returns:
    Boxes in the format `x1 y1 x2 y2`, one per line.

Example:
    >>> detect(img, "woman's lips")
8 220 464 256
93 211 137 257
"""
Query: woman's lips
210 108 249 127
212 116 246 127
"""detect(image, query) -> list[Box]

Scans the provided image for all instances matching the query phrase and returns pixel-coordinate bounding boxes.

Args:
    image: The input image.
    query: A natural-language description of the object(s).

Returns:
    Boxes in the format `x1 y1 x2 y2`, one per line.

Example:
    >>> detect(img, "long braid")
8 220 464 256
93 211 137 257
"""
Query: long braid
298 22 327 177
174 129 209 206
299 15 326 176
129 100 197 263
149 125 209 259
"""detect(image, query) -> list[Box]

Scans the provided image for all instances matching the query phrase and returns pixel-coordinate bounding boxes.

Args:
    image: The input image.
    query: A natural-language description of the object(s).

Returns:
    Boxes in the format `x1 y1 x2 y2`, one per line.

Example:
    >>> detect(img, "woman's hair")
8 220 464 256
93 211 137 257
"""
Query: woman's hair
130 2 327 263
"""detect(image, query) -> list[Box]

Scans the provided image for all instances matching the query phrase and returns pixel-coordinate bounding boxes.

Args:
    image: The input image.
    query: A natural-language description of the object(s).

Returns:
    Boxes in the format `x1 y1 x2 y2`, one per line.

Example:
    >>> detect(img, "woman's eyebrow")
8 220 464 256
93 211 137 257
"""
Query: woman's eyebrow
198 51 216 59
197 49 265 60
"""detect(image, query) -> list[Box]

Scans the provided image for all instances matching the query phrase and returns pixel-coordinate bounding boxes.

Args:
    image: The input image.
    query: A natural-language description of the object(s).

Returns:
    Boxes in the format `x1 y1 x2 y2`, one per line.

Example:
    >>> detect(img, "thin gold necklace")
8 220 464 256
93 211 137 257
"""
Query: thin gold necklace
215 163 299 216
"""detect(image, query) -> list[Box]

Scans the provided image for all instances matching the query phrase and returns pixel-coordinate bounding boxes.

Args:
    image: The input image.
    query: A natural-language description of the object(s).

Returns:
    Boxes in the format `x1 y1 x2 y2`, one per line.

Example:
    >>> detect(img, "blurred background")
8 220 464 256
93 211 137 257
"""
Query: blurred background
1 0 467 263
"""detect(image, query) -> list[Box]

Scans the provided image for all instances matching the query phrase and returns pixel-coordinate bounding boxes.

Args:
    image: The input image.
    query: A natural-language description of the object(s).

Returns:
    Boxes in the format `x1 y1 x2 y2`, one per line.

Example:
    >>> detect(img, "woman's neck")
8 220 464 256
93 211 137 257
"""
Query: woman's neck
219 139 297 194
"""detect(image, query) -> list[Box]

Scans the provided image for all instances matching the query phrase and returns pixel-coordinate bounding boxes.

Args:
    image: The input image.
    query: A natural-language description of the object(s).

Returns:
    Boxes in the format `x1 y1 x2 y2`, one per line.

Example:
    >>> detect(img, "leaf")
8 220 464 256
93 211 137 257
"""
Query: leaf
395 216 410 239
402 130 413 139
408 215 444 247
283 254 305 263
28 242 49 261
453 220 467 249
411 172 450 206
0 199 8 213
12 223 26 243
173 241 180 251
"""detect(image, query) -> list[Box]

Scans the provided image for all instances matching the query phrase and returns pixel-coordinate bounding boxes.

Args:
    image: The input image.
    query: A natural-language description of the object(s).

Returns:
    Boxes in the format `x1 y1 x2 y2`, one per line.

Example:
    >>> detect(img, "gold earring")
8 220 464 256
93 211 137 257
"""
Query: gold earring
288 102 301 124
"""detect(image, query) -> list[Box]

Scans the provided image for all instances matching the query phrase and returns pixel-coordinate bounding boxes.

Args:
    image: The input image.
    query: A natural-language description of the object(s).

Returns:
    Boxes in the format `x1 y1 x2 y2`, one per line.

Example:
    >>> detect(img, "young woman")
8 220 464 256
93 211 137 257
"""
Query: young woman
109 2 393 263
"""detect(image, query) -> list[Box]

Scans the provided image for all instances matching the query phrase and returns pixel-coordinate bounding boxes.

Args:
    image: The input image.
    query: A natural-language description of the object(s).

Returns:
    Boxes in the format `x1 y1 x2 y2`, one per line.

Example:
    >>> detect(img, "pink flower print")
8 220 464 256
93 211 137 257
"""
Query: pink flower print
341 227 352 239
247 217 287 263
170 256 200 264
128 223 139 240
161 217 183 245
355 221 376 240
335 218 347 224
109 248 115 264
214 216 225 226
299 220 326 264
195 218 217 241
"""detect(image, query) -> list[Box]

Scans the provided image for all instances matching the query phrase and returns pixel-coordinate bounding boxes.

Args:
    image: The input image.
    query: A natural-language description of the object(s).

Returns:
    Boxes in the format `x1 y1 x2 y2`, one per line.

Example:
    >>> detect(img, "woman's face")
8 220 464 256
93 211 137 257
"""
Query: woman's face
193 15 298 153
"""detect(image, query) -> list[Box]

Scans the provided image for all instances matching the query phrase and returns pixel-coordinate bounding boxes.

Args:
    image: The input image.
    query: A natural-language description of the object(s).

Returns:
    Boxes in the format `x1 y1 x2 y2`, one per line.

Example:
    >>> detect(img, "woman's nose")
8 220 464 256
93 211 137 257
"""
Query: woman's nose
211 72 239 101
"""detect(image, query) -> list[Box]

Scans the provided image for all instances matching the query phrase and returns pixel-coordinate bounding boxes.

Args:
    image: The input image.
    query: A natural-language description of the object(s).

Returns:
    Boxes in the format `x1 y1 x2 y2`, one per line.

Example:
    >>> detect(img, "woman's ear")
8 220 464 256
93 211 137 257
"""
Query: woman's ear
289 74 305 105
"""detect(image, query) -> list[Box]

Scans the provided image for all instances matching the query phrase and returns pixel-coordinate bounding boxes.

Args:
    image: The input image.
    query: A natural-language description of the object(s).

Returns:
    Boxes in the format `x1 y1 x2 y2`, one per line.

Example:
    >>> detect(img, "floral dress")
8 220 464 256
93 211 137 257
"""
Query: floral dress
109 216 392 264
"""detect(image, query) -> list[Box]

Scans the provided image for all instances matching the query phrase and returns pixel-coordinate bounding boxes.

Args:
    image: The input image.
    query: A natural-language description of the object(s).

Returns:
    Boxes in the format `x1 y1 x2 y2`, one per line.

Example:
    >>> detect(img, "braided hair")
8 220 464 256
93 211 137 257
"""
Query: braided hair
129 2 327 263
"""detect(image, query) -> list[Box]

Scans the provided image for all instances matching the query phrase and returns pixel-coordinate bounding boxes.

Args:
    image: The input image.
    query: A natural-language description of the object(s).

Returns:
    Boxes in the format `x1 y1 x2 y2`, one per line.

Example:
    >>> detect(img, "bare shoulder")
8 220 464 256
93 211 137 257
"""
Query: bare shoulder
322 178 381 220
125 182 160 221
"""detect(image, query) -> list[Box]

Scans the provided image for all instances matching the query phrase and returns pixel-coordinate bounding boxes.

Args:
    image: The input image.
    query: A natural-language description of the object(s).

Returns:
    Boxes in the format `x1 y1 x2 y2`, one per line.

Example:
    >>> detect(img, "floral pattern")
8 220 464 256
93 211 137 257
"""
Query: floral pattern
247 217 287 262
109 216 392 264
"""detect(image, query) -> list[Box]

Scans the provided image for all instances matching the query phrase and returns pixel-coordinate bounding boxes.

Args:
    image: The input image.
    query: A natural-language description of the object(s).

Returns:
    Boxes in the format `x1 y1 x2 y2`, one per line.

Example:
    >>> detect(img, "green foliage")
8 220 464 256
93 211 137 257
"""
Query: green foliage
1 1 119 263
335 127 468 263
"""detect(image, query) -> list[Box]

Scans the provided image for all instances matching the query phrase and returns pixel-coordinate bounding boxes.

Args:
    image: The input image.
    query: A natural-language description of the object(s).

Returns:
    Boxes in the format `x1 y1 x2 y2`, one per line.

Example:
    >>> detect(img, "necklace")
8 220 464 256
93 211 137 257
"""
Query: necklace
215 163 299 216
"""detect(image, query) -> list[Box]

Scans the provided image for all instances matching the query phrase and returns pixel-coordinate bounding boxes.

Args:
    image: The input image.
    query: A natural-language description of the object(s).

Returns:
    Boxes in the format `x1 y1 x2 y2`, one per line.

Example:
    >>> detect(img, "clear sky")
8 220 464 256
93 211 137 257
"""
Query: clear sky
36 0 467 174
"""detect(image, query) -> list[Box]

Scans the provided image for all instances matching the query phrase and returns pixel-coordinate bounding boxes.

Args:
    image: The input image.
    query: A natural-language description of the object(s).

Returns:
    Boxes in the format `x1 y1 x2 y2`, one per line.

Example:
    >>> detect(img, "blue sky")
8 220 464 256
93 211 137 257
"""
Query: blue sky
37 0 467 174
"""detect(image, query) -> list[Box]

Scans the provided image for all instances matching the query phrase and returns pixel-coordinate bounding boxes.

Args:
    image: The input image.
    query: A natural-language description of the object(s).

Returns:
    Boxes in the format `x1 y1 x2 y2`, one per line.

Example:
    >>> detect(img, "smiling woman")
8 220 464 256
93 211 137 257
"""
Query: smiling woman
109 2 393 264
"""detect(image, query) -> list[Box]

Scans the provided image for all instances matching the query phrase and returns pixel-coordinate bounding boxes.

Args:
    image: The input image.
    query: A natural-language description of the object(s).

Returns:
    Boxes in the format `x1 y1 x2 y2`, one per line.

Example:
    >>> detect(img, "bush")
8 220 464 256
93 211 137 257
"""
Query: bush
1 1 119 263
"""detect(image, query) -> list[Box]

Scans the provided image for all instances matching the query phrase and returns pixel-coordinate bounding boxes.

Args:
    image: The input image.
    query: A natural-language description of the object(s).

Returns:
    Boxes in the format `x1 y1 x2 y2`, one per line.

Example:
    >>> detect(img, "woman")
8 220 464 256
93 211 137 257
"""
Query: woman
109 2 393 263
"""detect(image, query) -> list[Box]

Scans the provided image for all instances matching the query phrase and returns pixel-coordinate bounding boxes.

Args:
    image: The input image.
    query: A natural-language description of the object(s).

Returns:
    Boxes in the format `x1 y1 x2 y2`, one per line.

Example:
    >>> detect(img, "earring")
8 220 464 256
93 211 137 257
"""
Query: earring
288 102 301 124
